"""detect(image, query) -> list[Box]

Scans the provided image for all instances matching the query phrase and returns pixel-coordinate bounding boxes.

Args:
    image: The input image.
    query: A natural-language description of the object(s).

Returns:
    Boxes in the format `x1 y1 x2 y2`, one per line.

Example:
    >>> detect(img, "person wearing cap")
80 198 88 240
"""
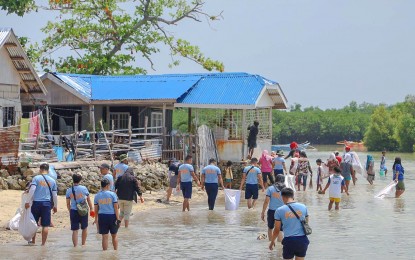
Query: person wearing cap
177 155 201 211
114 154 129 179
165 159 181 203
100 163 115 191
25 163 58 246
272 150 287 176
201 158 224 210
65 173 94 247
94 179 120 250
115 167 144 228
284 142 300 159
240 157 265 209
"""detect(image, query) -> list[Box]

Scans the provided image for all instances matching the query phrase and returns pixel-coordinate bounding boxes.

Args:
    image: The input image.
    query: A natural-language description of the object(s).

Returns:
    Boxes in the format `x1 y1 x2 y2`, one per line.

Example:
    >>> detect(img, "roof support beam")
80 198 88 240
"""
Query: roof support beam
10 56 25 61
4 42 17 47
17 68 32 73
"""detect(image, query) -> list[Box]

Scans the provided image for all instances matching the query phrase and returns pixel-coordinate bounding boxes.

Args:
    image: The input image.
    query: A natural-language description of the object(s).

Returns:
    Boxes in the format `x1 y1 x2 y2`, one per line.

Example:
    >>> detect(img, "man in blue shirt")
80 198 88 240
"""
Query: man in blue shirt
25 163 58 246
176 155 201 212
100 163 115 191
114 154 129 179
94 179 120 251
269 188 310 259
201 158 224 210
65 173 93 247
261 174 285 243
239 158 265 209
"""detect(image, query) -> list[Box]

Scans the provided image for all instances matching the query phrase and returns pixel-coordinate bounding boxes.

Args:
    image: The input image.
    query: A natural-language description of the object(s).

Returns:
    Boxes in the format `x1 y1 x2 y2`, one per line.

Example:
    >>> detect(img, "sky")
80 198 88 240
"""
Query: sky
1 0 415 109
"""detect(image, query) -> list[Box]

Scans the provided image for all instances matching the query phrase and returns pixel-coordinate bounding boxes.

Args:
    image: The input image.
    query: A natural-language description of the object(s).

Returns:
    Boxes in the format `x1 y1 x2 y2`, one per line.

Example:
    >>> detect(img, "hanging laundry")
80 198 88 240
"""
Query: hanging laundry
20 118 30 141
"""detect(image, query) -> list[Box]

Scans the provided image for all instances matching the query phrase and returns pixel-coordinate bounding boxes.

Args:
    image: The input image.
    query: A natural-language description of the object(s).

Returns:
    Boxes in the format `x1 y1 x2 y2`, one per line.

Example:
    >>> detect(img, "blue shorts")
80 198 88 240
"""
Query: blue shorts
297 175 308 186
98 214 118 235
274 169 284 175
70 209 88 231
31 201 52 227
181 182 193 199
282 236 310 259
245 184 259 200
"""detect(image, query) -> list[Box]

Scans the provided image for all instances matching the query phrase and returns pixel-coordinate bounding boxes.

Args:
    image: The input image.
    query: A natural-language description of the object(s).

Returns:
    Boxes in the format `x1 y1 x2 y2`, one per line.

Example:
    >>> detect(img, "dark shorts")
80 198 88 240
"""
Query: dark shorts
267 209 276 229
70 209 88 231
31 201 52 227
274 169 284 175
98 214 118 235
245 184 259 200
262 172 275 184
282 236 310 259
248 139 257 149
181 181 193 199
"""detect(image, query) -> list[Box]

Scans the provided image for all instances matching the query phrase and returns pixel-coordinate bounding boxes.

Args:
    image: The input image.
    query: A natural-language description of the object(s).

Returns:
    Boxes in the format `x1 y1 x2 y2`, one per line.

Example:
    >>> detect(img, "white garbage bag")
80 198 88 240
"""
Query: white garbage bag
350 152 364 177
284 175 296 192
18 209 38 242
9 193 29 231
374 181 397 199
173 188 181 196
321 165 330 179
224 189 241 211
9 212 21 231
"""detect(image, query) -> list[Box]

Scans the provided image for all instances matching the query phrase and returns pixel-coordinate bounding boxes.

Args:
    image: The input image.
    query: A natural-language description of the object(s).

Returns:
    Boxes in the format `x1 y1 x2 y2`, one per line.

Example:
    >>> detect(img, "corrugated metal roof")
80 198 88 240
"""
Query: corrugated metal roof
0 27 46 94
53 73 202 101
51 72 287 108
177 73 279 108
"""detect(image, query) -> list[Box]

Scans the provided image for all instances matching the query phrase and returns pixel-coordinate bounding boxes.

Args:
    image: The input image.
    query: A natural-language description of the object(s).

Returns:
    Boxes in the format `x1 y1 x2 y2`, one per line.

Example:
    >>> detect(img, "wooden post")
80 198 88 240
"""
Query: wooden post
110 120 115 151
144 116 148 140
128 116 132 150
74 113 78 160
90 105 96 159
187 108 192 133
242 109 247 160
106 106 110 124
162 103 167 150
46 106 51 135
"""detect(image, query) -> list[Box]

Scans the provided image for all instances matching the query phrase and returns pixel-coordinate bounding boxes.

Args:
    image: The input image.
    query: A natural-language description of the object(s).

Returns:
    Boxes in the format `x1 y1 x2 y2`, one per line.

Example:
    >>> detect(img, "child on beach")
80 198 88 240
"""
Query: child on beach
366 155 375 185
93 179 120 250
316 159 323 192
322 167 349 210
224 161 233 189
380 150 388 176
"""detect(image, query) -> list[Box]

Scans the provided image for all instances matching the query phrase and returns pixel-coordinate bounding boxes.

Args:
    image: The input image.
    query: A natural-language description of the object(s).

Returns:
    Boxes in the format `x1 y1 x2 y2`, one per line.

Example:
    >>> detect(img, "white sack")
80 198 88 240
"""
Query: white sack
224 189 241 211
18 209 38 242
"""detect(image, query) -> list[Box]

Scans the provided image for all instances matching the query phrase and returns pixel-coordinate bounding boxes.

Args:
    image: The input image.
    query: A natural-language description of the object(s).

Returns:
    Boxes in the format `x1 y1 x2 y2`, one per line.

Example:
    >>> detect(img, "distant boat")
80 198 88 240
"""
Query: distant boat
271 141 315 152
336 140 365 148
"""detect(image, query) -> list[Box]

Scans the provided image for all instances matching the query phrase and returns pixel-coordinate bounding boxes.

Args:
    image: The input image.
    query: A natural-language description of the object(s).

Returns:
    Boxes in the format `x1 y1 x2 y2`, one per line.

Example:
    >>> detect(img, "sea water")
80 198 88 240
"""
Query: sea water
1 149 414 259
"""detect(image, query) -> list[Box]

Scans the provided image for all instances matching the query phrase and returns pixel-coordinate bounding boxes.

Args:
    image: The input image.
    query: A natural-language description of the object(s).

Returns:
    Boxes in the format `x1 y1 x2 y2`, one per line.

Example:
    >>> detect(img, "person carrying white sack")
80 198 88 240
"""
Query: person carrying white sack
25 163 58 246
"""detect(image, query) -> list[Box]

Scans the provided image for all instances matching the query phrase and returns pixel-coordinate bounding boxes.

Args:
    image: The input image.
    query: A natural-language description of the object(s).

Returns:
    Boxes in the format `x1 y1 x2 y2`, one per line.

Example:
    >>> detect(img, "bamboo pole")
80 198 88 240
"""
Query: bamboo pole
100 120 114 167
90 105 96 159
46 106 51 135
128 116 132 150
144 116 148 140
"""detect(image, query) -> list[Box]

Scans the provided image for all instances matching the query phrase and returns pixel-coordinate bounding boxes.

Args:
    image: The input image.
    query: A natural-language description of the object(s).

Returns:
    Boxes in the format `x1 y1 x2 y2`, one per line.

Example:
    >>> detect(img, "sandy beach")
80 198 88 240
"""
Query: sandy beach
0 188 206 244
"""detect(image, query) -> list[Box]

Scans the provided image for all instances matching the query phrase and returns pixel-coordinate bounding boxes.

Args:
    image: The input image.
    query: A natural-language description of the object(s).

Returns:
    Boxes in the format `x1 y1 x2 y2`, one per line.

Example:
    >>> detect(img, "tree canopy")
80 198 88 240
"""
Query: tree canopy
3 0 224 75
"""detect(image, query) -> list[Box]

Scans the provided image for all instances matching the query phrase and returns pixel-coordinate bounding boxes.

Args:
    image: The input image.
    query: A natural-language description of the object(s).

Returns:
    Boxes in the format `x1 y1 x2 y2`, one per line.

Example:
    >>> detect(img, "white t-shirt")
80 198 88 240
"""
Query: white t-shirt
328 174 345 198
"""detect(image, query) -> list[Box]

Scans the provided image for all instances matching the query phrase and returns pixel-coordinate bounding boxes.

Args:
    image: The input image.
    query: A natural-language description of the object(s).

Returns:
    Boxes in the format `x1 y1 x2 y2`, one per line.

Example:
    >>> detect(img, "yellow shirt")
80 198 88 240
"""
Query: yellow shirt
225 167 233 179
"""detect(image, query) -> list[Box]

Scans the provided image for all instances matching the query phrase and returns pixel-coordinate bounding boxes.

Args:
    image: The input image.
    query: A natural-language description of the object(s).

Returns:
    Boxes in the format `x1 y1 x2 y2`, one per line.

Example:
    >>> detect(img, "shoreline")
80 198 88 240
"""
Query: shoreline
0 188 207 244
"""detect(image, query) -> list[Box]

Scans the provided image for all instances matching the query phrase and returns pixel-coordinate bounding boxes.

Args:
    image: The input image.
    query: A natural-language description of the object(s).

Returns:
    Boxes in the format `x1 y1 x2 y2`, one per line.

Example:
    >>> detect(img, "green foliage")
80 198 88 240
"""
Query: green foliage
24 0 224 75
364 106 398 151
0 0 35 16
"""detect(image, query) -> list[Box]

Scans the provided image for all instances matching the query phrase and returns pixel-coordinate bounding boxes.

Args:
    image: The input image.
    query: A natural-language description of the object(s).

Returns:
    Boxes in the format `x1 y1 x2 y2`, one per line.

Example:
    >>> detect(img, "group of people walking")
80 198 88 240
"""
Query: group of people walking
24 154 144 250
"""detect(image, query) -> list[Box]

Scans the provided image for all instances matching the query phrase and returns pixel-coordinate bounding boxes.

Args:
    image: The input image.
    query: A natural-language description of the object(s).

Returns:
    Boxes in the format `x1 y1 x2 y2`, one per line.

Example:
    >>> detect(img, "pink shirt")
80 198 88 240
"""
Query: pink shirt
260 155 273 173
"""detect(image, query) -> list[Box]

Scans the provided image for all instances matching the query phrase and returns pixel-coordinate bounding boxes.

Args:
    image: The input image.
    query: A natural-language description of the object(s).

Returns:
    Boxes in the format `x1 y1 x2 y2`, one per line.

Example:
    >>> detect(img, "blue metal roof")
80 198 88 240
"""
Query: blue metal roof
53 73 201 101
177 73 276 107
51 72 282 107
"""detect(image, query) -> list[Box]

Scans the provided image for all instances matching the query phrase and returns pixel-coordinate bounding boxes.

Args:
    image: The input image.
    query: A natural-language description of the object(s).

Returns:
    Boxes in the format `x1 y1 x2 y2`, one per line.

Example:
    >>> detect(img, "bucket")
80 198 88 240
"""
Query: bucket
224 189 241 210
379 169 385 178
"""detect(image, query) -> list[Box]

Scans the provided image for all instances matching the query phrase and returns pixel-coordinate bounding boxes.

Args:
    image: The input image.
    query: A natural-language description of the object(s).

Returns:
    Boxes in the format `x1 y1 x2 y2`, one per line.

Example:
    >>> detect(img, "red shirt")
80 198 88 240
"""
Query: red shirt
336 156 342 164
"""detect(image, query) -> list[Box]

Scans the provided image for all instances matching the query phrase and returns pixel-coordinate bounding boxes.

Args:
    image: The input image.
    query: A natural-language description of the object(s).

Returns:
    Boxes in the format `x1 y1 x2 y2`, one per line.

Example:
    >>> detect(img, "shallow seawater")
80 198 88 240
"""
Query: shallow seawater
2 149 414 259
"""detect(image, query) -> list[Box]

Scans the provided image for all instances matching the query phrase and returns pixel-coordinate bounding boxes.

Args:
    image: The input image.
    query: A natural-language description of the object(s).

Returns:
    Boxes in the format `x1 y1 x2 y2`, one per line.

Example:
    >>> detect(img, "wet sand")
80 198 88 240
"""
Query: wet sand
0 188 206 244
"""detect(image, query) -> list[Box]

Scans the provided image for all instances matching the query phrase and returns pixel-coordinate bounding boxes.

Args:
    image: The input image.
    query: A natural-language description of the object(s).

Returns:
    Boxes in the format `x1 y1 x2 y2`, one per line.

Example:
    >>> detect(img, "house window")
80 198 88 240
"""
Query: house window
151 112 163 133
109 112 129 130
3 107 15 127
